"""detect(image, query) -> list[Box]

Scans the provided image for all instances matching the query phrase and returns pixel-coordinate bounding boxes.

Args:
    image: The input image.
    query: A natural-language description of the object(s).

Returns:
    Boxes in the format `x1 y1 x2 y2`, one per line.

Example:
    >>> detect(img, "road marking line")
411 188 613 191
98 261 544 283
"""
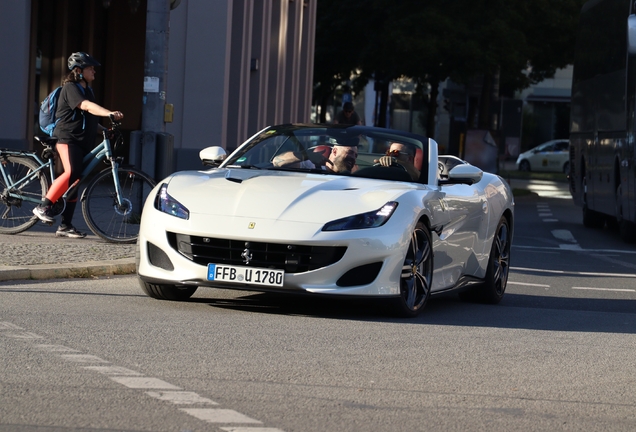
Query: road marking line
0 322 23 330
508 281 550 287
6 320 280 431
146 391 218 405
513 245 636 255
538 212 553 217
542 218 559 222
35 344 80 352
181 408 262 424
220 428 286 432
559 244 582 250
84 366 143 376
60 354 109 363
3 331 43 339
512 266 636 278
552 229 576 243
109 376 181 389
572 287 636 292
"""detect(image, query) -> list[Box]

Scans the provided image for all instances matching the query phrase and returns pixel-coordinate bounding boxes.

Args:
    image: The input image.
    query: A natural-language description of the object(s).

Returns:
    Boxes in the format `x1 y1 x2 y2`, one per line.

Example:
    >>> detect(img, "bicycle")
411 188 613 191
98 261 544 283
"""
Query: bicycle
0 116 156 243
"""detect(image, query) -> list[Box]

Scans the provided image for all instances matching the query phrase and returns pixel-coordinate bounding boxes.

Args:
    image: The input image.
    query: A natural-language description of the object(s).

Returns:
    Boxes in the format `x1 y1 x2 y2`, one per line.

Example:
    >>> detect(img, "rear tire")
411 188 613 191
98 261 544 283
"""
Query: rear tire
518 160 530 172
82 167 156 243
460 216 511 303
0 156 49 234
139 278 198 300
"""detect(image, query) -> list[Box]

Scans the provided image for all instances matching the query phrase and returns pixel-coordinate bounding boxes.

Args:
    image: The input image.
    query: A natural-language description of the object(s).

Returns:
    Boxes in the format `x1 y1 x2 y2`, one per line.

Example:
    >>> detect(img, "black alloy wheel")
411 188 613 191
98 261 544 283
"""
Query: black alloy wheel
392 221 433 317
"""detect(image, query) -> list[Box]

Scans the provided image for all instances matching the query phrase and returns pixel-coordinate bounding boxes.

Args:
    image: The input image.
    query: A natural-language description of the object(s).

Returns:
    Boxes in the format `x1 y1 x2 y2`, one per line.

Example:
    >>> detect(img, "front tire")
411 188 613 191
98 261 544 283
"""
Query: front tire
518 160 530 172
615 183 636 243
582 177 604 229
82 167 156 243
139 278 198 300
391 221 433 317
0 156 49 234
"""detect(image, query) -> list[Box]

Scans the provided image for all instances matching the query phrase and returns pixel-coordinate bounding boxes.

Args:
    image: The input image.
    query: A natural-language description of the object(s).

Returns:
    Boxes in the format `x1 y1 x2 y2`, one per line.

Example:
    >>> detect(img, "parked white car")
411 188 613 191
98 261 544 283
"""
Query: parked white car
516 139 569 173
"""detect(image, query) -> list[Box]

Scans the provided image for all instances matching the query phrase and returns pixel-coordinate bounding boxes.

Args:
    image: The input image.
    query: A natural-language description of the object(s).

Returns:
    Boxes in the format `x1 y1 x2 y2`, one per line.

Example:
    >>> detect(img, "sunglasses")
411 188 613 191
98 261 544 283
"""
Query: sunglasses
344 110 353 114
386 149 409 157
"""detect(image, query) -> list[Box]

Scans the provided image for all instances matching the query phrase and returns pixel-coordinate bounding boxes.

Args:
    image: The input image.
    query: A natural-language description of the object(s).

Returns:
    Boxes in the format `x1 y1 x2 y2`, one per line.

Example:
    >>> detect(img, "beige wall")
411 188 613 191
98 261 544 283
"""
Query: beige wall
0 0 317 170
167 0 317 170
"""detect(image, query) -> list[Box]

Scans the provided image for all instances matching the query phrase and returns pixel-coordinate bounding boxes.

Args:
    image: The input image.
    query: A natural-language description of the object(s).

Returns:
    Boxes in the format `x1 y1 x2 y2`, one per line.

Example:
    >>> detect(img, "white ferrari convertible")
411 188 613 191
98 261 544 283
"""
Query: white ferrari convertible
136 124 514 317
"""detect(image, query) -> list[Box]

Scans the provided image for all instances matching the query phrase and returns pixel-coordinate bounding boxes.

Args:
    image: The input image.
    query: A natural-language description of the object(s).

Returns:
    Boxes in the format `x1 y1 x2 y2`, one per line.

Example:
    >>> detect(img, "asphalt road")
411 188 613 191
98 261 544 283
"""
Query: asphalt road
2 179 636 431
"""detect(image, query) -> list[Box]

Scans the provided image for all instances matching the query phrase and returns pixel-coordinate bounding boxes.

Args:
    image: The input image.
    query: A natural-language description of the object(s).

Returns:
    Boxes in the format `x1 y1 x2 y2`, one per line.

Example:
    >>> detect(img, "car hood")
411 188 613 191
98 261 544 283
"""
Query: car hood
164 168 425 223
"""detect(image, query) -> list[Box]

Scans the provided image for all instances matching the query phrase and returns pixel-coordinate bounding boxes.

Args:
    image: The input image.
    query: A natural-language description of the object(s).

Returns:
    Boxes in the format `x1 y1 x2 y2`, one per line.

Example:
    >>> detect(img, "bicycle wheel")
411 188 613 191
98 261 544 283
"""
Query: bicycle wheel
82 167 156 243
0 155 49 234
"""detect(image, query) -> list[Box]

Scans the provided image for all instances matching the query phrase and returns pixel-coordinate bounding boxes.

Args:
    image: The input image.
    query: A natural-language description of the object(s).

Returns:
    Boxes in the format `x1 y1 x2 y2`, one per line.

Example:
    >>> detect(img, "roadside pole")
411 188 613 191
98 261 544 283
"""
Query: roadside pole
140 0 170 180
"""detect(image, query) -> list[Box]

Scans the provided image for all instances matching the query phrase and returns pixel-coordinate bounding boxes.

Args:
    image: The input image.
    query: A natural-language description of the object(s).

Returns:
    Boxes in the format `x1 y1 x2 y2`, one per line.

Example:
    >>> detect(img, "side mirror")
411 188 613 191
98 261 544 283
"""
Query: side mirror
629 15 636 54
439 164 483 186
199 146 227 167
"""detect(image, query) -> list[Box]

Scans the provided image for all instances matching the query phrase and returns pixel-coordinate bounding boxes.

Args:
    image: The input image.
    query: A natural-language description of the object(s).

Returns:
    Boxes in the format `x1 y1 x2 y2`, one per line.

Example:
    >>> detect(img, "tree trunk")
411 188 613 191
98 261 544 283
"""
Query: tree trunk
319 92 330 123
478 73 493 130
426 82 439 138
375 78 390 128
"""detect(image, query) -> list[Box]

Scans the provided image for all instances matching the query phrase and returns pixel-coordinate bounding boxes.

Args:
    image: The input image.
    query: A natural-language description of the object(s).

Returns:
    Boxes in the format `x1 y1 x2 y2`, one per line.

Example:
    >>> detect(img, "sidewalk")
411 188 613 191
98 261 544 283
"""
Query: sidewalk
0 161 570 283
0 224 136 282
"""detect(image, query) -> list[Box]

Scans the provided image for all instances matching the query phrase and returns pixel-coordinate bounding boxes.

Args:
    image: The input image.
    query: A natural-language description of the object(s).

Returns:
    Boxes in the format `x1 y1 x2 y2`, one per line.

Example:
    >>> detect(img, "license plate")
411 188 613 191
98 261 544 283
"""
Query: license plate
207 264 284 287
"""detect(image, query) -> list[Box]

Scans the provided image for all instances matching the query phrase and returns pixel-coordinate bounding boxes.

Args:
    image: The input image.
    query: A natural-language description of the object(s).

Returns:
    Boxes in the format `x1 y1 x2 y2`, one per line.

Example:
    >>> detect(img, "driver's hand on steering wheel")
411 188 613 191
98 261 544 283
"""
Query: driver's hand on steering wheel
374 156 398 167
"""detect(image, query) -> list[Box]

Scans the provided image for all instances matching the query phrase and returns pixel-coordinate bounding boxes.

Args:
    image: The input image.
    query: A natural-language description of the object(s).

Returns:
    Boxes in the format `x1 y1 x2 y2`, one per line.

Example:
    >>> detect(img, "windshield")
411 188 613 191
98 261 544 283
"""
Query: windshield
222 124 427 183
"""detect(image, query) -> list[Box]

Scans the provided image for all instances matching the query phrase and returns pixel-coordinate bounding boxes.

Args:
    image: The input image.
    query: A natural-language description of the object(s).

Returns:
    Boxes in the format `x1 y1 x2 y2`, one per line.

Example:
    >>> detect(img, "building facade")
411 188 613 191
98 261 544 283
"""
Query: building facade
0 0 316 176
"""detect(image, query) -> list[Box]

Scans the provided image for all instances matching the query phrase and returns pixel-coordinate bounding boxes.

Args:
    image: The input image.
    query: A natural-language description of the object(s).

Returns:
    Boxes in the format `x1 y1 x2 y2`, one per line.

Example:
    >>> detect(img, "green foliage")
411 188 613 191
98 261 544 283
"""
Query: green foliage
314 0 587 124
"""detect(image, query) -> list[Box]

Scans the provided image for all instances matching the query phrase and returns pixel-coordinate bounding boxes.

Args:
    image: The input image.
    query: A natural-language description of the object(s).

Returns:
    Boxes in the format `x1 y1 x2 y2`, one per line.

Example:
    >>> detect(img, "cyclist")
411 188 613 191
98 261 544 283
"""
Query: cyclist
33 52 124 238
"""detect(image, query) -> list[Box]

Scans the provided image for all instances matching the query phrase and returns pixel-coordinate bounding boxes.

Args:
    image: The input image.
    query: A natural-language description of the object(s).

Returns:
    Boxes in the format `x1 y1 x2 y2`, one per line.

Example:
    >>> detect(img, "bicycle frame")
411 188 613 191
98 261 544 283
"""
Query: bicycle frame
0 150 50 205
0 129 124 207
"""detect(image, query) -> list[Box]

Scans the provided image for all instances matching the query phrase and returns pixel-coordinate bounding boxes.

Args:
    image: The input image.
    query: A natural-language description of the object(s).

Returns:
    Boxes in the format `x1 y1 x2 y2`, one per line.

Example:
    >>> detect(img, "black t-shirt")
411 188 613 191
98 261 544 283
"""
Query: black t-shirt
335 110 361 125
53 82 98 149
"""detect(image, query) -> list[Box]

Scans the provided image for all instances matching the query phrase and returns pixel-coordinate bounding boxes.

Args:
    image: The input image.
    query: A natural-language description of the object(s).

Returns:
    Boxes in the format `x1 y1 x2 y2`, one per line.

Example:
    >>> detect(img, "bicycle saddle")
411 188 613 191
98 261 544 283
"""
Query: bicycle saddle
34 136 58 147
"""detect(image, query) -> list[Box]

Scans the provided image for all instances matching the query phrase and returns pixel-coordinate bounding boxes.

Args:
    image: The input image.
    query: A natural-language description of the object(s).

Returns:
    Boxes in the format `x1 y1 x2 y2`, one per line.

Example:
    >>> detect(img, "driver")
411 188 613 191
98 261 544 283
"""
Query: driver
374 142 420 181
326 143 358 173
273 138 359 173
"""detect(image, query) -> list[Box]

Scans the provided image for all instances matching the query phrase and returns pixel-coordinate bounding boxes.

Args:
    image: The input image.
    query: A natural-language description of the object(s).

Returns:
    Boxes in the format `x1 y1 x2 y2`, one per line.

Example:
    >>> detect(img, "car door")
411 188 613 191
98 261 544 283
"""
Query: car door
544 140 568 172
532 142 555 172
431 182 487 291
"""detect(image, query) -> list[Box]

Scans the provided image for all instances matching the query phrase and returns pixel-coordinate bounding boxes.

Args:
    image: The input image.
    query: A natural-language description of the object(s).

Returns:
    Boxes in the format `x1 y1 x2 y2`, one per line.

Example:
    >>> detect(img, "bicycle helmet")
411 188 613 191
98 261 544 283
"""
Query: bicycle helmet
68 52 101 70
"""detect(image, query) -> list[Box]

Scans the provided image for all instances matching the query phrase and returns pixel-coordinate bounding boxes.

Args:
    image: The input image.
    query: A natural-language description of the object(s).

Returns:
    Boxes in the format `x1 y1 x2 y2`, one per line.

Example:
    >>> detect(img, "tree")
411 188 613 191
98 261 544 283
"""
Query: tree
313 0 586 134
313 0 369 123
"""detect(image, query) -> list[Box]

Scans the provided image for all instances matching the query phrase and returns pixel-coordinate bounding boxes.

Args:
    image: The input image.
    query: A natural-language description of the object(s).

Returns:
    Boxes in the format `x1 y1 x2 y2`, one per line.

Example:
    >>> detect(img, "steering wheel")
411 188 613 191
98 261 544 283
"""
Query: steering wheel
374 158 408 172
438 161 448 179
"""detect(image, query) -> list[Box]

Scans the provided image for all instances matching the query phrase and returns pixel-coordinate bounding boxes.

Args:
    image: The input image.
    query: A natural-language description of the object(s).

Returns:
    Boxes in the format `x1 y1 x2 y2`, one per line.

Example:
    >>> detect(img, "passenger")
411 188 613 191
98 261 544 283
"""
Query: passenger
374 142 420 181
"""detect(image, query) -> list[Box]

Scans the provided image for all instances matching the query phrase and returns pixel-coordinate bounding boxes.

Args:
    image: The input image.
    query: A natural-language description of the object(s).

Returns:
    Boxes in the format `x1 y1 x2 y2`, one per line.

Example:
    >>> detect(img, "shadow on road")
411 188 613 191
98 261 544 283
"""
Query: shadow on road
192 290 636 334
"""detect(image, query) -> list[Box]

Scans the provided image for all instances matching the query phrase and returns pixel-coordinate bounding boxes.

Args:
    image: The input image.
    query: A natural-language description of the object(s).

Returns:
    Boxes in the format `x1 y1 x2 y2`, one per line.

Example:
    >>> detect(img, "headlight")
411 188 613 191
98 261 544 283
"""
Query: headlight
154 183 189 219
322 202 398 231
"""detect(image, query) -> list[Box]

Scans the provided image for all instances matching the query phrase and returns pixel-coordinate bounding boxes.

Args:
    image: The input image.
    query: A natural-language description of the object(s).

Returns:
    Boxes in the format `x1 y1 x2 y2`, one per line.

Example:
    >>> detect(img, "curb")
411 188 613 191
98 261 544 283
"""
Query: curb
0 258 136 282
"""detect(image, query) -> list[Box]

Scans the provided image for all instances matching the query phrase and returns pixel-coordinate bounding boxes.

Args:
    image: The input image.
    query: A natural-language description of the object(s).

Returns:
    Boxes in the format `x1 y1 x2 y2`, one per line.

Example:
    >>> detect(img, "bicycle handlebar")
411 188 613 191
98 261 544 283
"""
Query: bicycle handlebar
108 114 121 129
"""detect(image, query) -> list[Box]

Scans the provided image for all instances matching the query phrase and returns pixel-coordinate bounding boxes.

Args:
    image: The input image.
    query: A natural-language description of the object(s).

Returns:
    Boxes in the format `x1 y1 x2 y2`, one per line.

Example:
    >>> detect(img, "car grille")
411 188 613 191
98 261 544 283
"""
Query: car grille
167 232 347 273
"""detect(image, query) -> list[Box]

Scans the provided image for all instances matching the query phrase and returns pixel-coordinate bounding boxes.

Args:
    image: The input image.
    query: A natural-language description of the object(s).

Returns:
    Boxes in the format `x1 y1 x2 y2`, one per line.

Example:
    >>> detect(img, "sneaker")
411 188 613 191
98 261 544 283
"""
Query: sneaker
33 205 54 223
55 225 87 239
